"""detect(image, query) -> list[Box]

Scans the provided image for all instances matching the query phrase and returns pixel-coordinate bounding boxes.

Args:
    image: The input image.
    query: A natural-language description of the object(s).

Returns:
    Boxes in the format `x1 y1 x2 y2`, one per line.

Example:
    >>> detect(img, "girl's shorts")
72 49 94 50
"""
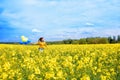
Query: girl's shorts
38 48 44 52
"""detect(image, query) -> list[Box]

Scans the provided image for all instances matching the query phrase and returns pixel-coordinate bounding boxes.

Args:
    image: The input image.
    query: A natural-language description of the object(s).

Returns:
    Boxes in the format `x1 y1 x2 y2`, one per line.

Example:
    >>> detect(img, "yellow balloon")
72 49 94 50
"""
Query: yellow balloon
21 36 28 42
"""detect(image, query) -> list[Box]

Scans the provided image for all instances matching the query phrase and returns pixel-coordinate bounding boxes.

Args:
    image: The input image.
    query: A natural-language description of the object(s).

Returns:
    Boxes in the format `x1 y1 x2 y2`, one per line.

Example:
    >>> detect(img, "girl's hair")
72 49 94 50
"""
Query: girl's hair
39 37 44 42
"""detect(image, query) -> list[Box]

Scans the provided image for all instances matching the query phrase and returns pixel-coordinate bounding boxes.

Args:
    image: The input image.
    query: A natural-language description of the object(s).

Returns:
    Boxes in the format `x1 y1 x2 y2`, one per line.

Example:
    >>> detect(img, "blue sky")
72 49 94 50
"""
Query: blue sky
0 0 120 42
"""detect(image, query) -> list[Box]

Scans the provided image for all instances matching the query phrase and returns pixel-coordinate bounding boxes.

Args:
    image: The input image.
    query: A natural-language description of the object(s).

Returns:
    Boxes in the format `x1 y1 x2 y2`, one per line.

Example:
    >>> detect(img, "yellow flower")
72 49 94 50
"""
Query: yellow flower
34 67 41 74
57 70 63 77
3 62 11 71
97 68 101 72
67 56 73 62
71 78 77 80
74 55 78 60
28 74 35 80
77 60 83 70
80 74 90 80
1 72 8 79
100 75 107 80
45 72 54 79
110 68 114 72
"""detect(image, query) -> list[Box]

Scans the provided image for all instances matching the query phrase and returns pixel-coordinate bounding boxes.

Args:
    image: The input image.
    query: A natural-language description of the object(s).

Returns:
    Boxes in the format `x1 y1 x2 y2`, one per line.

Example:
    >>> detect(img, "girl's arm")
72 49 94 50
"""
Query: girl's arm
32 42 38 45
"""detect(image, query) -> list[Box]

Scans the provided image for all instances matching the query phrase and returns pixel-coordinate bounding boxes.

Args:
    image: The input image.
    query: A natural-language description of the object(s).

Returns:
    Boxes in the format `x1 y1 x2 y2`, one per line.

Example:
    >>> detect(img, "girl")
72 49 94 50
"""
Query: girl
37 37 47 52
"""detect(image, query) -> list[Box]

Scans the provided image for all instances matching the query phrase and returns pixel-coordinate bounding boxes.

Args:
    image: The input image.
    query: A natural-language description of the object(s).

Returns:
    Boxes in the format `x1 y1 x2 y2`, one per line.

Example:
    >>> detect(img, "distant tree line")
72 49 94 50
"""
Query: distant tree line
48 35 120 44
0 35 120 44
0 42 19 44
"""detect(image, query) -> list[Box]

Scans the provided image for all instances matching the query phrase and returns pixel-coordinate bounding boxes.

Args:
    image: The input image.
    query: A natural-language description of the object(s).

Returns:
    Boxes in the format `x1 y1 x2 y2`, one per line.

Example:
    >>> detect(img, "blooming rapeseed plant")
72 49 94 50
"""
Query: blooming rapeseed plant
0 44 119 79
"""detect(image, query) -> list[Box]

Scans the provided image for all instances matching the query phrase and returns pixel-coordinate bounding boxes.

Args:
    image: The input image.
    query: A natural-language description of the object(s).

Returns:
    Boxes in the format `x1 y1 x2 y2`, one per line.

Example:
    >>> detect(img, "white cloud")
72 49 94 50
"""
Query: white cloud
48 1 58 6
18 0 39 6
85 22 94 26
103 28 120 36
32 29 42 33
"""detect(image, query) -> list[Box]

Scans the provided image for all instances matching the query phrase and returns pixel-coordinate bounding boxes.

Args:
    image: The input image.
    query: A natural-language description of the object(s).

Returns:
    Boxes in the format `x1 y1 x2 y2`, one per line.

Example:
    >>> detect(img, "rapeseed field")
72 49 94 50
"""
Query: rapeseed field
0 44 120 80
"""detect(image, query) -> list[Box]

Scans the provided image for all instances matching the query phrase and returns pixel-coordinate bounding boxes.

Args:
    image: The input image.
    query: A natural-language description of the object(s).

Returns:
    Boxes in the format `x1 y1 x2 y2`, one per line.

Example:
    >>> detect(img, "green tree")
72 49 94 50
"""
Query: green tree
72 40 79 44
117 35 120 43
63 39 73 44
98 38 109 44
112 36 116 43
79 38 87 44
86 37 108 44
108 36 113 43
